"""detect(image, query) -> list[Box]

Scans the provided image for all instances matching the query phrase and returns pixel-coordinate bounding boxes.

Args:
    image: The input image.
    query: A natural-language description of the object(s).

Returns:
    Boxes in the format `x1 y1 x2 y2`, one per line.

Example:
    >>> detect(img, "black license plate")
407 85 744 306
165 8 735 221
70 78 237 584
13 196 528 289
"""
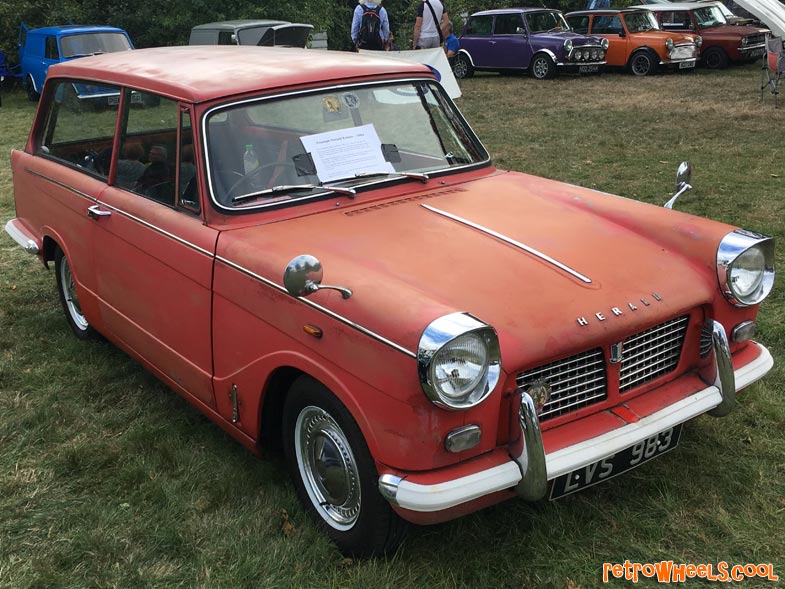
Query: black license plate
549 423 682 500
578 64 599 73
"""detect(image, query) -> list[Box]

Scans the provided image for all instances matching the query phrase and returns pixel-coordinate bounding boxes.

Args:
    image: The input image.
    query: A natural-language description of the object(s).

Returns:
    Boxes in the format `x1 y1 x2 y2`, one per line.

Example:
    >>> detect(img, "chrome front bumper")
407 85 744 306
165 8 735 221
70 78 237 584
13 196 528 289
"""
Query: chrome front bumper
379 323 773 513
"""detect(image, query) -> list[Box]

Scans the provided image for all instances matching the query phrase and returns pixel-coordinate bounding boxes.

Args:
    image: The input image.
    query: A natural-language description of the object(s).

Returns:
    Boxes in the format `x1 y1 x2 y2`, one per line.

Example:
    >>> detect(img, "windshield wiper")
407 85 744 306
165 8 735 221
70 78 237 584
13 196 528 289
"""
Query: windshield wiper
328 171 430 184
232 183 356 203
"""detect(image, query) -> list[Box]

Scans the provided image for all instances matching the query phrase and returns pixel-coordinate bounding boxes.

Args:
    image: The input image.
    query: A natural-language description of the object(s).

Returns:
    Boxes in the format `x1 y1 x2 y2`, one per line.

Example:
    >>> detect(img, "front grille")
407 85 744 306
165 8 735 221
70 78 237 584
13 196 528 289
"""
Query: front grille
516 315 691 421
517 348 607 421
569 46 605 63
619 316 688 392
670 44 697 60
745 33 766 47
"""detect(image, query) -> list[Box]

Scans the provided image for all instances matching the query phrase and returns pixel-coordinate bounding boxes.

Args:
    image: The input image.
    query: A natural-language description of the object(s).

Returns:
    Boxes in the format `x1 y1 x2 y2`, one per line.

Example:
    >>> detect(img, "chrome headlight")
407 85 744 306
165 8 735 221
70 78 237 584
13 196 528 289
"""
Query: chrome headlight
696 35 703 47
741 36 748 47
717 230 775 307
601 38 610 51
666 38 674 51
563 39 573 54
418 312 501 410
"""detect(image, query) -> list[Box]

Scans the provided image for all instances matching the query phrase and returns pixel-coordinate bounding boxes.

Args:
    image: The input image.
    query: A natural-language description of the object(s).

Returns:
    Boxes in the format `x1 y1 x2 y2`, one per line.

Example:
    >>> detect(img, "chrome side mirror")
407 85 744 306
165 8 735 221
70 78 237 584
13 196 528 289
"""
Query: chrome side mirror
284 255 352 299
664 161 692 209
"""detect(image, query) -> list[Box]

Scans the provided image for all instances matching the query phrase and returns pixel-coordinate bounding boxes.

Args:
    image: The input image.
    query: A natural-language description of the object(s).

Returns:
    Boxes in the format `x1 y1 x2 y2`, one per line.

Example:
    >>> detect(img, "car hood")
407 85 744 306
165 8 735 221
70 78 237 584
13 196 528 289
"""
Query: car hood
217 171 733 371
700 23 769 36
538 31 606 46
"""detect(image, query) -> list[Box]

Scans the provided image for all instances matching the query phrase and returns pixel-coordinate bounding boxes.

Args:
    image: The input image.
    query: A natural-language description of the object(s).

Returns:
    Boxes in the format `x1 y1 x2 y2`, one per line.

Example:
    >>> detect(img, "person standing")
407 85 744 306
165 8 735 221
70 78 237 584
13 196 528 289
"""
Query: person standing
351 0 390 51
413 0 448 49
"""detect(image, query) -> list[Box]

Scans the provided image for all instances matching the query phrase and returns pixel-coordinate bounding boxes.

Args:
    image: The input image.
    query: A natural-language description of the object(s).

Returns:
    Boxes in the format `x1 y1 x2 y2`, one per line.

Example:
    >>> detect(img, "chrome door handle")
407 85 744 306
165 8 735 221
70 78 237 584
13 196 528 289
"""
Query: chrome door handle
87 205 111 220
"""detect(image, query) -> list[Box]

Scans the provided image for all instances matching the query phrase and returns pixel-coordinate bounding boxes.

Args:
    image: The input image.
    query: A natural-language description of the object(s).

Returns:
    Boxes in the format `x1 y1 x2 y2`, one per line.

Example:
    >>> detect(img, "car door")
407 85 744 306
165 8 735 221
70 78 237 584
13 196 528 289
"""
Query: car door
90 91 218 408
591 14 628 67
492 12 532 69
460 14 496 68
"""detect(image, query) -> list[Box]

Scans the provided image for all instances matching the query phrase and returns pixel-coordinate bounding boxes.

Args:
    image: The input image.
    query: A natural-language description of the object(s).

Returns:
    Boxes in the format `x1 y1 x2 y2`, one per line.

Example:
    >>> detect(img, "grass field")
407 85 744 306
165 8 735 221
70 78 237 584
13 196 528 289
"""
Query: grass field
1 63 783 588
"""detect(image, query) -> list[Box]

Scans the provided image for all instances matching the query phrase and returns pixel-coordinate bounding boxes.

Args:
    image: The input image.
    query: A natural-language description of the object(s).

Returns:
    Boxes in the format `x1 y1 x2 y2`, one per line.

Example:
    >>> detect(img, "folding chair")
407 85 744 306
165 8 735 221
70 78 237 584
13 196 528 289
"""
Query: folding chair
760 36 785 108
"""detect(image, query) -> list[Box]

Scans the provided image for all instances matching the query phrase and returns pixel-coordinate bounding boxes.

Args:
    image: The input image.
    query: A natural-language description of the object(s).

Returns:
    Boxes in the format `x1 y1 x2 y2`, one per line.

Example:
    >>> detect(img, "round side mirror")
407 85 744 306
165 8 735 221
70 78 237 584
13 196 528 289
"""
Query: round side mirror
284 255 323 297
675 161 692 192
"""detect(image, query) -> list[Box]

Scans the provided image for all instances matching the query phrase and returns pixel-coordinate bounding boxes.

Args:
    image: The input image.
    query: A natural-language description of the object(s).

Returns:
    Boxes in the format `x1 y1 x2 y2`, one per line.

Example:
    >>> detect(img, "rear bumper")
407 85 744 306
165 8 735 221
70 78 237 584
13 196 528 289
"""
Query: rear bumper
4 219 40 255
378 334 772 515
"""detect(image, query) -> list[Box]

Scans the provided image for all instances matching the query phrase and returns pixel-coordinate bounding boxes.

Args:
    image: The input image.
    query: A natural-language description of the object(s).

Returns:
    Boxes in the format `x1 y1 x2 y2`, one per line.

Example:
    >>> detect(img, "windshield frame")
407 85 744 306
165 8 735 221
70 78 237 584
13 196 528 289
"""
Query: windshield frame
623 11 661 33
201 77 491 214
60 32 132 58
525 10 572 34
693 5 727 28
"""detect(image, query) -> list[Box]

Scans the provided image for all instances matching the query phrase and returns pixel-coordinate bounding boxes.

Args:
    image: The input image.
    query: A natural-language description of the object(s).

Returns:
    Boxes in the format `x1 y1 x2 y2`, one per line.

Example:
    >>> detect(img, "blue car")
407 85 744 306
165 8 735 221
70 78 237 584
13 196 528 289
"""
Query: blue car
19 23 134 103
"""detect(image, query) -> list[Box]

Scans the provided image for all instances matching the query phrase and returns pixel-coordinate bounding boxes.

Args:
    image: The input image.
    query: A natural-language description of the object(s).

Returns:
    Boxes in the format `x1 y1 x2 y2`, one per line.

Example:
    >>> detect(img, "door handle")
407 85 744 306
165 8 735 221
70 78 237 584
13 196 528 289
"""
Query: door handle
87 205 111 220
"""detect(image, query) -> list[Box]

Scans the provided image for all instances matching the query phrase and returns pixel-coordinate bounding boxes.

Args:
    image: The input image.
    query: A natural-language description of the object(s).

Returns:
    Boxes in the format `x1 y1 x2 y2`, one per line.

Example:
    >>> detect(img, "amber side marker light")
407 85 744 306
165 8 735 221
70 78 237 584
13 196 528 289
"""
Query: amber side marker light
303 324 323 338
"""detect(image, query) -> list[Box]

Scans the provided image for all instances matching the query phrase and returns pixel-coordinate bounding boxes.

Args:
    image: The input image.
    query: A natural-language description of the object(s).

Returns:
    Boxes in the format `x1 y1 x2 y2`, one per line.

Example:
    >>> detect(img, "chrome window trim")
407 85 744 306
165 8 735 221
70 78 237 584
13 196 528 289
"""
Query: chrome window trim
201 77 491 214
422 204 593 284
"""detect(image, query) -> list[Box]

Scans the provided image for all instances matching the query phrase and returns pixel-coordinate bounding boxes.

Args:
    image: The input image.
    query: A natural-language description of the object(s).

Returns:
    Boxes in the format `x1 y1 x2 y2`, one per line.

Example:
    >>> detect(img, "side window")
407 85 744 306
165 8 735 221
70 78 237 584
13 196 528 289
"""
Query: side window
466 15 493 36
593 16 623 34
45 36 59 60
494 14 523 35
178 109 200 213
37 79 118 179
567 16 590 34
661 11 690 29
117 90 178 206
218 31 235 45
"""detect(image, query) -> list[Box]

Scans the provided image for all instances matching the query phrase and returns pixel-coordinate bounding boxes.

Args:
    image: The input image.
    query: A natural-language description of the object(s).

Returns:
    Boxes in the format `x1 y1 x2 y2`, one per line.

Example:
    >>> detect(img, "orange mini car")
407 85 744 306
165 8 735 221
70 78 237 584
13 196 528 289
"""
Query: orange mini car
566 8 700 75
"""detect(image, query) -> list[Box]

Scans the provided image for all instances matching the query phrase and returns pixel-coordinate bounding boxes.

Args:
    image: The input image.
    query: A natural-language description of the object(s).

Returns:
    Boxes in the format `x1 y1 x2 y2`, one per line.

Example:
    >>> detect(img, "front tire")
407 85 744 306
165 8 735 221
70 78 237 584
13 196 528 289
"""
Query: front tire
452 54 474 79
702 47 728 69
55 247 96 340
629 50 657 76
282 376 407 557
530 53 556 79
25 74 40 102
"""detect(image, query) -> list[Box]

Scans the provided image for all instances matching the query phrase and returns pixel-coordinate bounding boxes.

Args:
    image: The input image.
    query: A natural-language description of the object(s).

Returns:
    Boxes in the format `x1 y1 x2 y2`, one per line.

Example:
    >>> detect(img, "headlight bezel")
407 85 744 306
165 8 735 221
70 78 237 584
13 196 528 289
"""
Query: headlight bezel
717 229 775 307
601 38 610 51
665 38 674 51
563 39 573 55
418 312 502 411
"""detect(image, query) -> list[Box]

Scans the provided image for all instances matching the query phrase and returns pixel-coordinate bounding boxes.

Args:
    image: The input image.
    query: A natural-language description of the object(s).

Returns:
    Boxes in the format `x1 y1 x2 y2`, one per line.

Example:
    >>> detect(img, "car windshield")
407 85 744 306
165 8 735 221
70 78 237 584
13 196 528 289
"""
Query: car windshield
60 33 132 58
693 6 727 28
525 11 571 33
624 11 660 32
204 80 488 210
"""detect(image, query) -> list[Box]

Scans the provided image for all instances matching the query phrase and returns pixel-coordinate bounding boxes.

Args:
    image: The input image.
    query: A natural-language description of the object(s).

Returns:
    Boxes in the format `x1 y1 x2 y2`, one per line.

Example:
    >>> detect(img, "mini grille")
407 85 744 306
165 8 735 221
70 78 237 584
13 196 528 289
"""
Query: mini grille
670 45 697 60
619 316 689 393
517 348 607 421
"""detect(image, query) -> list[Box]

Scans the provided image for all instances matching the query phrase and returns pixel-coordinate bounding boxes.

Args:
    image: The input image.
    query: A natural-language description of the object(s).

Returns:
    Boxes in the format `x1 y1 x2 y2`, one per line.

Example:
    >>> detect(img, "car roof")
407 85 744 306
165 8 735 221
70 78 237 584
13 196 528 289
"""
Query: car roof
566 9 650 16
47 46 433 103
470 7 559 17
191 20 292 31
630 2 715 9
26 24 128 36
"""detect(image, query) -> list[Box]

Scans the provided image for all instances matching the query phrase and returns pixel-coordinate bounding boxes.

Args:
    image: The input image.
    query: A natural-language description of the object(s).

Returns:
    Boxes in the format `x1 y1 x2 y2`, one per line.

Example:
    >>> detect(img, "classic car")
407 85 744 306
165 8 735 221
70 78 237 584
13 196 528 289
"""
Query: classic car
629 2 768 68
4 46 775 557
565 8 700 75
453 8 609 79
18 23 134 102
188 19 314 48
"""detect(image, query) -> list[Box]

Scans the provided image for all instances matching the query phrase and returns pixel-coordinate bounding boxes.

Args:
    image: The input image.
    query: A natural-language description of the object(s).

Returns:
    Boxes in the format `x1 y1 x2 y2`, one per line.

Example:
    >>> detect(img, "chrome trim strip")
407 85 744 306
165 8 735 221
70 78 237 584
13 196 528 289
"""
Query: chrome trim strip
215 255 417 358
4 219 39 254
421 204 592 284
26 170 214 258
378 342 773 512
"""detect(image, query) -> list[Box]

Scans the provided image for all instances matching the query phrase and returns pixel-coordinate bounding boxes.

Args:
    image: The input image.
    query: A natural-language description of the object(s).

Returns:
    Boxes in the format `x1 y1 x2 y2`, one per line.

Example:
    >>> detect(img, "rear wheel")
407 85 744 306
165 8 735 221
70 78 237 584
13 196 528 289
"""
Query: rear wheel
702 47 728 69
282 376 407 557
530 53 556 79
629 50 658 76
55 247 96 340
452 54 474 79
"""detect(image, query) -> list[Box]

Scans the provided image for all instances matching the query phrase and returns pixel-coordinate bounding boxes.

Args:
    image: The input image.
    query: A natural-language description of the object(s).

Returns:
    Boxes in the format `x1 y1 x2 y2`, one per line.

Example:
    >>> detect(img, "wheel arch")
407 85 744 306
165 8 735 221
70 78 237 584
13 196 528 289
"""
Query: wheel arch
532 48 558 65
456 49 475 66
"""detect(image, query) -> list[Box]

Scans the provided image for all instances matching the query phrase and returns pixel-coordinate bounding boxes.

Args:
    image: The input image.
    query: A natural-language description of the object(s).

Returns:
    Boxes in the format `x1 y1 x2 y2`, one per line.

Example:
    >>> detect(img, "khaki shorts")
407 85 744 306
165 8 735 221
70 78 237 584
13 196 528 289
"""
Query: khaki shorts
416 36 441 49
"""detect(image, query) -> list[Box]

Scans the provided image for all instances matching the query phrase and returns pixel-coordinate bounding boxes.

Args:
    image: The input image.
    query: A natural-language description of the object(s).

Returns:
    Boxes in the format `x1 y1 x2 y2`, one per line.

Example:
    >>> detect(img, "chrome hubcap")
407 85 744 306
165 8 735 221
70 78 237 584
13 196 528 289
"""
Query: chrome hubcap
455 59 467 78
533 59 548 78
295 406 360 530
60 258 88 331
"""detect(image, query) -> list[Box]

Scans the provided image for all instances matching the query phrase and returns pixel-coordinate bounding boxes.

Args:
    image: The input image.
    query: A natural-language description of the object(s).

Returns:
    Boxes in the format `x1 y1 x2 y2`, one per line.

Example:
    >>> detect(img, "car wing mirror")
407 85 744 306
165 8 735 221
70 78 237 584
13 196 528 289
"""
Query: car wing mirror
284 254 353 299
516 27 527 35
618 30 626 37
664 161 692 209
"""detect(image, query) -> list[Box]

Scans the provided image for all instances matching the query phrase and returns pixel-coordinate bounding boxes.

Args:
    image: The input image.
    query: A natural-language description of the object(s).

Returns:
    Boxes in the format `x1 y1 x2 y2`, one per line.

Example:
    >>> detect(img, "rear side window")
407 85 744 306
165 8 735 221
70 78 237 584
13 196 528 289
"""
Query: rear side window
466 16 493 36
37 79 119 178
45 36 59 60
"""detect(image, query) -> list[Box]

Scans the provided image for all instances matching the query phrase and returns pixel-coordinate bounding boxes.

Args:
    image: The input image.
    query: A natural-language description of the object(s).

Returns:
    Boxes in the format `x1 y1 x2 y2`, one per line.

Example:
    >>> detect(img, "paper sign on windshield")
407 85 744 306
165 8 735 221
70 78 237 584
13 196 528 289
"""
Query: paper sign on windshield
300 124 394 183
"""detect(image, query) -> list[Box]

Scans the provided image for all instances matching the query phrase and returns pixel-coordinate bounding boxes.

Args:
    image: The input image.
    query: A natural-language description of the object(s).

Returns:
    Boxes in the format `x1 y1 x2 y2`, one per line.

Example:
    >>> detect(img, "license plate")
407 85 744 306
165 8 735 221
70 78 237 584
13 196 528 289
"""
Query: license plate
549 423 683 500
679 61 696 69
749 49 765 58
578 64 599 73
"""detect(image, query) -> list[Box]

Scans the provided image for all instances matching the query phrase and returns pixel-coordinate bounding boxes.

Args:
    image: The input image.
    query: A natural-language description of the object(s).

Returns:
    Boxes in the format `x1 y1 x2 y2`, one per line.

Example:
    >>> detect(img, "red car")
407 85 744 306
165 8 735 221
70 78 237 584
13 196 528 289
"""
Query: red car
631 2 768 68
5 46 775 556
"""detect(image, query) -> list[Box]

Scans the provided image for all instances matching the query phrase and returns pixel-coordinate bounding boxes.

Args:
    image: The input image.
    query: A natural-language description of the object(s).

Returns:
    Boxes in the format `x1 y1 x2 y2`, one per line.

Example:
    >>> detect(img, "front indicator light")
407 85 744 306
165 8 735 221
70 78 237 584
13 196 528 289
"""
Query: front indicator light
732 321 757 343
445 425 482 452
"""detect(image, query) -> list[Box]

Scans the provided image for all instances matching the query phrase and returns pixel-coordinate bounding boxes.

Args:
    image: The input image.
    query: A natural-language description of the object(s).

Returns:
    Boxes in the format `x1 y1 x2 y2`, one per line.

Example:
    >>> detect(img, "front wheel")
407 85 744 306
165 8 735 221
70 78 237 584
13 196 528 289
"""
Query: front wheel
452 54 474 79
55 247 97 340
25 74 40 102
702 47 728 69
629 50 657 76
282 376 407 557
530 53 556 80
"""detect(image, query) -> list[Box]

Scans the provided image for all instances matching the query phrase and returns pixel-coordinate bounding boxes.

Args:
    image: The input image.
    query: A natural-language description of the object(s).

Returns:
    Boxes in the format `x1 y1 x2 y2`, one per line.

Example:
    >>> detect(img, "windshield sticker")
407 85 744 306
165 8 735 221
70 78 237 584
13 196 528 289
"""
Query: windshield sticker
342 92 360 109
322 96 341 113
299 124 395 183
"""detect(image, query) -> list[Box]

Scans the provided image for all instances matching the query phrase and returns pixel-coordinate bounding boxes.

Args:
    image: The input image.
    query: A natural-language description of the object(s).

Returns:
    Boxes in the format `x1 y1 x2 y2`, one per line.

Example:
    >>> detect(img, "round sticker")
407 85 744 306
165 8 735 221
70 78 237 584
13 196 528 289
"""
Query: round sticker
343 92 360 109
322 96 341 113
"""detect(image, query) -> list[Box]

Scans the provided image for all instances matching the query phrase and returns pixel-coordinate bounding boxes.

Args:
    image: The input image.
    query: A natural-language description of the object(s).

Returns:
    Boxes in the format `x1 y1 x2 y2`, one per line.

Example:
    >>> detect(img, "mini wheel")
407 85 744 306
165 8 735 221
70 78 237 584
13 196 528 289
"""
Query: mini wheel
629 50 658 76
282 376 407 556
452 54 474 79
530 53 556 80
55 247 97 340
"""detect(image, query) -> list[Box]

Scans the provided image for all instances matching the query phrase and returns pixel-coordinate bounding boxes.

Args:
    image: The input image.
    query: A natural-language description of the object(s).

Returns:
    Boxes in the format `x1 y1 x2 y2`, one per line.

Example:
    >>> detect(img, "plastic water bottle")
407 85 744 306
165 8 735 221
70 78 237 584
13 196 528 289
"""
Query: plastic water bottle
243 144 259 175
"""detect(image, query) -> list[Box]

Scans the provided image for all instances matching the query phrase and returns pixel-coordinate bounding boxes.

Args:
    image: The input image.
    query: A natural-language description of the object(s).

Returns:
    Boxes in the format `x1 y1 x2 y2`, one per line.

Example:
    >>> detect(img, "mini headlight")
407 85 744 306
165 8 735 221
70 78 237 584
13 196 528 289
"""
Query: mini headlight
563 39 573 54
666 38 674 51
418 312 501 410
696 35 703 47
717 229 775 307
601 38 610 51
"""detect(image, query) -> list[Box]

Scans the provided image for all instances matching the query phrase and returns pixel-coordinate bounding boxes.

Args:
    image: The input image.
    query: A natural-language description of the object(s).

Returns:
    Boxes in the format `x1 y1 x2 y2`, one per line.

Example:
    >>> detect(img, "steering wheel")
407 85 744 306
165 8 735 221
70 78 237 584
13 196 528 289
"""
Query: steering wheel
226 161 298 199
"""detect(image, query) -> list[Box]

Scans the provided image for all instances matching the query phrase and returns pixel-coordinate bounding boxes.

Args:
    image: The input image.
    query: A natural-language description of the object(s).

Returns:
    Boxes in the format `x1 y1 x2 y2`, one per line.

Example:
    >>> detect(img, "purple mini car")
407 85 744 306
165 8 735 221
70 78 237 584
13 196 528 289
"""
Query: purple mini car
454 8 609 79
